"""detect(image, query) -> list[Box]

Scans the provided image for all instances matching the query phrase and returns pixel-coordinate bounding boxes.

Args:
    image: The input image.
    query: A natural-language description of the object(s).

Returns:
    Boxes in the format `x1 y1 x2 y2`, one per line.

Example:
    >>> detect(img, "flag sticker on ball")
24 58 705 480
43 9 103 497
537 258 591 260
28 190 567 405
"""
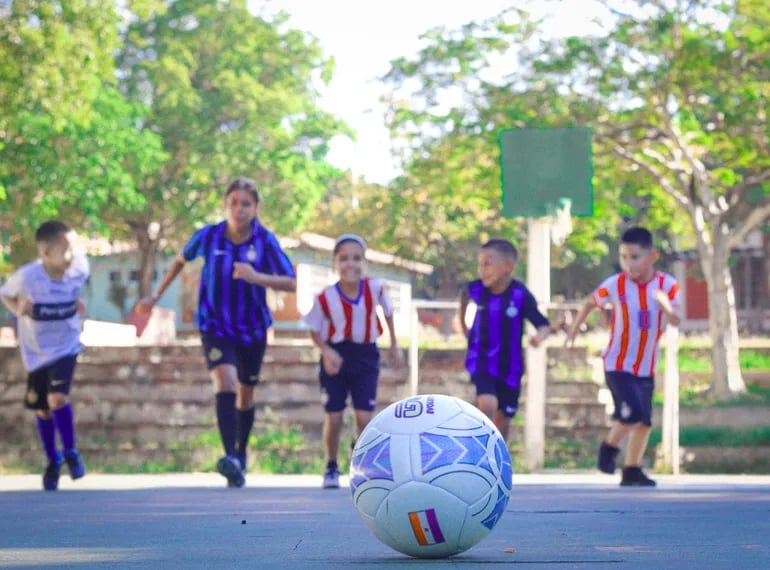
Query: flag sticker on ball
408 508 446 546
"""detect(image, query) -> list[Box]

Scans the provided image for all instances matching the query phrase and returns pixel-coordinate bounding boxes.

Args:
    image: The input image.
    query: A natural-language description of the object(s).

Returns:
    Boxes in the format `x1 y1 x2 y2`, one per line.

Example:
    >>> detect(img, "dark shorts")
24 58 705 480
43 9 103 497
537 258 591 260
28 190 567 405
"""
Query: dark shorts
605 370 655 426
320 342 380 413
472 373 522 418
25 354 79 411
201 332 266 387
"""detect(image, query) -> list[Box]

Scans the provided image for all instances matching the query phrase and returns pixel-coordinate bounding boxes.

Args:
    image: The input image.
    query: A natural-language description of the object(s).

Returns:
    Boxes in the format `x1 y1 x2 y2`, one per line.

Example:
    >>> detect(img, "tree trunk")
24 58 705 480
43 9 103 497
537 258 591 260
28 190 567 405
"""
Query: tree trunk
699 228 746 398
130 221 161 300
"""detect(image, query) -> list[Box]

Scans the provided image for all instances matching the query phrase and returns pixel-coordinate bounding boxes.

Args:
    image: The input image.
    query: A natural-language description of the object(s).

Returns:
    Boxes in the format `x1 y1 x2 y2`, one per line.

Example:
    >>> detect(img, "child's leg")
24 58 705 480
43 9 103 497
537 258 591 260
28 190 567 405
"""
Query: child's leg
476 394 498 422
210 364 239 457
352 409 373 441
605 420 633 448
35 411 59 461
49 395 75 451
323 411 344 465
492 410 511 441
624 424 651 466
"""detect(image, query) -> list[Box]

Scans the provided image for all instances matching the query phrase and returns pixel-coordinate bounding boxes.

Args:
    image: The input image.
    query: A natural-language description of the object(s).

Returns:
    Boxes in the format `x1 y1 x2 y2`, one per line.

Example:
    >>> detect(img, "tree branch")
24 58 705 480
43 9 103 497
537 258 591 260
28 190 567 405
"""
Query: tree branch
727 202 770 250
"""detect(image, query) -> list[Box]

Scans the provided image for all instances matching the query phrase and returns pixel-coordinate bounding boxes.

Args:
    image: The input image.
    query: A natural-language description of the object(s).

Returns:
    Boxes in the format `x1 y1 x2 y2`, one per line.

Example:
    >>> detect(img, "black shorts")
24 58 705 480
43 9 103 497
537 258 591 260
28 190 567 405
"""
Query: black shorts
605 370 655 426
320 342 380 413
201 332 266 387
24 354 78 411
472 373 522 418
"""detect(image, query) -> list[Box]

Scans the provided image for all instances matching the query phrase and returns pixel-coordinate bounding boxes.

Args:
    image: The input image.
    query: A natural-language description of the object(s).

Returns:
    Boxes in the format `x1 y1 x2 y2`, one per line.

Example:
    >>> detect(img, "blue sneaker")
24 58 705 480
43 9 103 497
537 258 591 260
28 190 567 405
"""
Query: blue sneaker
216 455 245 488
43 455 63 491
63 449 86 480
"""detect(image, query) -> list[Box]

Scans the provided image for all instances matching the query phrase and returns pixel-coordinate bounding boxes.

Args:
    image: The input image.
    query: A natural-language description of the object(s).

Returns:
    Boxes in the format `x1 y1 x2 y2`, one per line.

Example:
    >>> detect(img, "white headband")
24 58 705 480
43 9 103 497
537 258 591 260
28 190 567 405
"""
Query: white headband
334 233 367 251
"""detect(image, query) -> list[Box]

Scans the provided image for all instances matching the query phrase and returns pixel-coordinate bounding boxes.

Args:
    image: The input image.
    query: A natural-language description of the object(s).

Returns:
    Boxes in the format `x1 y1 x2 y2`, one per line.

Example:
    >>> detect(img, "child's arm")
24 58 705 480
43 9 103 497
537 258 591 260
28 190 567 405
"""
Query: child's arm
529 324 551 347
457 287 470 337
564 297 597 349
383 314 403 369
310 330 342 375
1 294 32 317
654 289 682 327
136 255 186 314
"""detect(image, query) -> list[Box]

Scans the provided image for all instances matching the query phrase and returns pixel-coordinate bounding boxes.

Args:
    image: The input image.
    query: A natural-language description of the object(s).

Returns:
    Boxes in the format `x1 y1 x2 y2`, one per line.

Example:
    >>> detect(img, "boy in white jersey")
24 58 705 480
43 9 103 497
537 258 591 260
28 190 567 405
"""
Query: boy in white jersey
565 226 681 486
0 221 89 490
304 234 403 489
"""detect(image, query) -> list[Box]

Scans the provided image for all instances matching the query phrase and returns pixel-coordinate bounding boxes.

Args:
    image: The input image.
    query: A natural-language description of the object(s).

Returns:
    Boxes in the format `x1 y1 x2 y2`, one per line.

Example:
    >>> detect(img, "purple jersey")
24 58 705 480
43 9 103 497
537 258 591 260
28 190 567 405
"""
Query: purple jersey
464 279 549 387
182 220 295 344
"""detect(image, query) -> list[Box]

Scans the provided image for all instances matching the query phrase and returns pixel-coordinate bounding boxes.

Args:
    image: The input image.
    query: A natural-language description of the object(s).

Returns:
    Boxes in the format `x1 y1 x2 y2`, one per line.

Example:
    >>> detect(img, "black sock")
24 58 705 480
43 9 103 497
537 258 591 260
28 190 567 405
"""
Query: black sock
236 406 256 461
327 460 338 470
215 392 237 457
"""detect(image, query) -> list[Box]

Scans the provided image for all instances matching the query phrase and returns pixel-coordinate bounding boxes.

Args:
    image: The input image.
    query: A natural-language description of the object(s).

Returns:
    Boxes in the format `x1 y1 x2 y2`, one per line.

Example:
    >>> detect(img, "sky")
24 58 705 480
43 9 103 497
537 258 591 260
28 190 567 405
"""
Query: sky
255 0 606 185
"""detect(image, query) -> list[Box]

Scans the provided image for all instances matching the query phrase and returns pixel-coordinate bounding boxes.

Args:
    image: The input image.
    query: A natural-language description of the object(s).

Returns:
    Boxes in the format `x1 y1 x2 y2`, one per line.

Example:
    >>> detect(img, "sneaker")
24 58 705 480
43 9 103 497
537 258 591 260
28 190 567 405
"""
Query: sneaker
620 466 656 487
322 466 340 489
597 442 620 474
237 453 248 473
216 455 245 488
43 456 63 491
63 449 86 480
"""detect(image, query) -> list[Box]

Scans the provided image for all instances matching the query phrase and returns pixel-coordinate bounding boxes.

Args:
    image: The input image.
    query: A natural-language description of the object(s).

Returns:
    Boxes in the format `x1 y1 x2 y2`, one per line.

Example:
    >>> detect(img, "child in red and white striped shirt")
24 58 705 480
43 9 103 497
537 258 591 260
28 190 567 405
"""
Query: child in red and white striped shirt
304 234 403 489
565 226 681 487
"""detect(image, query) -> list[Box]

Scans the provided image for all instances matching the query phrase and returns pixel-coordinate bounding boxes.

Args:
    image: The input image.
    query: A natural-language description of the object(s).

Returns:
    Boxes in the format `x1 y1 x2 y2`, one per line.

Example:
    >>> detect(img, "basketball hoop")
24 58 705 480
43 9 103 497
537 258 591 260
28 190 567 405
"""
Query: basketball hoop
547 198 573 246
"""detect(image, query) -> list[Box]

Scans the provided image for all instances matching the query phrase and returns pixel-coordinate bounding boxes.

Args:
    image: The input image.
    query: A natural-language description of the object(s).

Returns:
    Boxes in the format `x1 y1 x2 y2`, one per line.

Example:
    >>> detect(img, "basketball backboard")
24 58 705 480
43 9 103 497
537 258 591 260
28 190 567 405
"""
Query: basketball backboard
499 127 593 218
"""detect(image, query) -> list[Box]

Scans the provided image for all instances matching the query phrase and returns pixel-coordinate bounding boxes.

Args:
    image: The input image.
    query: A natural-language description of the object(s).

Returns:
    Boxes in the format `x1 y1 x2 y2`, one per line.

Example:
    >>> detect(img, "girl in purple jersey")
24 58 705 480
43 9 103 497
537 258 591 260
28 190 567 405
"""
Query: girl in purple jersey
139 178 296 487
458 239 550 441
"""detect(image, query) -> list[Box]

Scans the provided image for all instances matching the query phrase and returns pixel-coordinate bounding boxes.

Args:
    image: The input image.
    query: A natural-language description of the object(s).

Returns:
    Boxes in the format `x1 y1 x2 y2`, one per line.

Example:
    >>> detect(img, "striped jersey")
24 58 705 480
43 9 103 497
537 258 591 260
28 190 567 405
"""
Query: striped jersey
183 220 295 344
304 277 393 344
0 254 89 371
593 271 680 377
464 279 550 387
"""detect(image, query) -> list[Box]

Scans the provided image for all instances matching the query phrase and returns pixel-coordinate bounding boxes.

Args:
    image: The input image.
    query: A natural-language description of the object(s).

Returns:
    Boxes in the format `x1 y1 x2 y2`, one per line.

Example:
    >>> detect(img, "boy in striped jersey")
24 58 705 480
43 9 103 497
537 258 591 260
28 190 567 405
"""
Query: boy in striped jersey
565 226 681 486
459 239 551 442
304 234 403 489
140 178 296 487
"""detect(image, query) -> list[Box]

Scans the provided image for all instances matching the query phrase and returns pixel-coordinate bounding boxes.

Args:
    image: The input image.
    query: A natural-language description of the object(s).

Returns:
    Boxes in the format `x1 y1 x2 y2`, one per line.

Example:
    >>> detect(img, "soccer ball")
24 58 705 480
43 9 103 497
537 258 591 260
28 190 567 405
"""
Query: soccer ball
349 394 512 558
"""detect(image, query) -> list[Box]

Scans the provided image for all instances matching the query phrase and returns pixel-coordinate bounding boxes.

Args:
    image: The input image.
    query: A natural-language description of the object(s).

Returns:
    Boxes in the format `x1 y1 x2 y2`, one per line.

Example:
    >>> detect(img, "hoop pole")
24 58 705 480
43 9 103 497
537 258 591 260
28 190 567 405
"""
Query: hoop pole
525 218 550 472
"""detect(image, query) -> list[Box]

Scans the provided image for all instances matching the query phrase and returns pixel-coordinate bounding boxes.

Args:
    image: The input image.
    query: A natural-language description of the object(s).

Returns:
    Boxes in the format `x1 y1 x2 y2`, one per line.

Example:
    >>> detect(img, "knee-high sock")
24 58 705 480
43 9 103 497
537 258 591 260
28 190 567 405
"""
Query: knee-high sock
52 403 76 451
216 392 237 457
236 406 256 459
36 416 59 461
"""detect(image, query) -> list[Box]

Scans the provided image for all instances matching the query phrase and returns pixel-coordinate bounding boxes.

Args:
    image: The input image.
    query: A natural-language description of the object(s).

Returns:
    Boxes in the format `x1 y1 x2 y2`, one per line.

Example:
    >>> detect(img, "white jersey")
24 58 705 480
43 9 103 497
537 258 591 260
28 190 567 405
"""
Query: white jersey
593 271 680 377
0 254 89 371
304 277 393 344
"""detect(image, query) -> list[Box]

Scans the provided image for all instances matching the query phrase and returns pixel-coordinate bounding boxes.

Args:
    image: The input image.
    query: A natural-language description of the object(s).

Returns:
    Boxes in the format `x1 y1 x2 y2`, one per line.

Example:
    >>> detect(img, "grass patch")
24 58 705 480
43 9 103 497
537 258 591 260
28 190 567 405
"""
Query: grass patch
653 383 770 407
649 425 770 447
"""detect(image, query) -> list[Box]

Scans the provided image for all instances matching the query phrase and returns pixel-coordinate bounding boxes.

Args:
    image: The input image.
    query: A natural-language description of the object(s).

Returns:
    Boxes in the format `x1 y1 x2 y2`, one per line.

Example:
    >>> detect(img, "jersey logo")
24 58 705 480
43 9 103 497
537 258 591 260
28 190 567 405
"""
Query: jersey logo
638 310 651 330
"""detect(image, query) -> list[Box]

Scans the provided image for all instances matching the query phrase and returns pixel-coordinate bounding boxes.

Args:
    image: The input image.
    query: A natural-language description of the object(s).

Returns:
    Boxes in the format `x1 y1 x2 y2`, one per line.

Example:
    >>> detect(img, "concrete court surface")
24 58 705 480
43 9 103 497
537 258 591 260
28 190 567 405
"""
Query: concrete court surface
0 472 769 569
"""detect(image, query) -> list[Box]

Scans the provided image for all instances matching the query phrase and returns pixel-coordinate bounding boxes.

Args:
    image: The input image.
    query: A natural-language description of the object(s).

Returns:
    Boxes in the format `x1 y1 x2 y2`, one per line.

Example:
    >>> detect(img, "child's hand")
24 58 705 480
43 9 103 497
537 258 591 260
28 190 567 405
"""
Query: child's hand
564 331 576 350
654 288 672 314
17 297 33 317
76 298 87 316
387 346 404 369
134 297 156 315
321 346 343 375
529 334 543 348
232 262 258 282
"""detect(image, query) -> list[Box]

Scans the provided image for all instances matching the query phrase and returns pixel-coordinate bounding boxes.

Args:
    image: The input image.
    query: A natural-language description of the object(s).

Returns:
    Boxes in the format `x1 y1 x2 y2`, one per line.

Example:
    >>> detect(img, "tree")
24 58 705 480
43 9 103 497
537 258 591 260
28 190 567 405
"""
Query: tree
0 2 160 258
381 1 769 398
531 0 770 396
117 0 349 297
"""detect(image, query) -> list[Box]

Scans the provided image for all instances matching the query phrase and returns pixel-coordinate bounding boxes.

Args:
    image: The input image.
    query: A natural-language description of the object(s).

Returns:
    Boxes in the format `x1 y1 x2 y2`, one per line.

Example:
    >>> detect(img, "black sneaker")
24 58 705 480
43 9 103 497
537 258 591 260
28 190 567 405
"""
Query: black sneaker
217 455 245 488
63 449 86 480
43 456 63 491
597 442 620 474
620 466 656 487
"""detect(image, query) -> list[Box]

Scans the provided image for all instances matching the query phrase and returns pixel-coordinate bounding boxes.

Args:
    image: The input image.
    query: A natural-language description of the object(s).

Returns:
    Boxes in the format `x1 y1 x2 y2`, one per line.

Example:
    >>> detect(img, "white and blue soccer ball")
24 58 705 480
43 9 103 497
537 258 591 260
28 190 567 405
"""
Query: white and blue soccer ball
349 394 512 558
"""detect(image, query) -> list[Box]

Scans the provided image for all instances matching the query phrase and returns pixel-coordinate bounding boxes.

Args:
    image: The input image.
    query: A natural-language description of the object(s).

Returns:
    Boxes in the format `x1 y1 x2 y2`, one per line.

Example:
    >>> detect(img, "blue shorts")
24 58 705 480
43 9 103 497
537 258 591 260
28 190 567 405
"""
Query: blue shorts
25 354 79 411
201 332 266 387
605 370 654 426
320 342 380 413
472 373 522 418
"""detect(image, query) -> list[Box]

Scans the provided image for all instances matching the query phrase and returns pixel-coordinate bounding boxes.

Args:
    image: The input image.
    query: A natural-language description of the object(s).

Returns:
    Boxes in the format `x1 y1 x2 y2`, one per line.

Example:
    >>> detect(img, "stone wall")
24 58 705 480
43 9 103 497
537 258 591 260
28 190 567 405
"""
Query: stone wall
0 343 606 471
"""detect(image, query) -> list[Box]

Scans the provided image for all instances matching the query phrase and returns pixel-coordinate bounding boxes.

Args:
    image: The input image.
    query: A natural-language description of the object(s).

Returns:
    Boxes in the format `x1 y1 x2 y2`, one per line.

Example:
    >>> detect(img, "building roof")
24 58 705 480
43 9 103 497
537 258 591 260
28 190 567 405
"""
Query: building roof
280 233 433 275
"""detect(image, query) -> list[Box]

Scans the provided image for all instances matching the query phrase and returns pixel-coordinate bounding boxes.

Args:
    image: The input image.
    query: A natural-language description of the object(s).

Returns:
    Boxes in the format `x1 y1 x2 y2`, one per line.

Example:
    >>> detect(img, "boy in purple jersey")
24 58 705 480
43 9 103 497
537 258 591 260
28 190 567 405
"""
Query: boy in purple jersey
0 221 89 491
458 239 550 441
139 177 296 487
